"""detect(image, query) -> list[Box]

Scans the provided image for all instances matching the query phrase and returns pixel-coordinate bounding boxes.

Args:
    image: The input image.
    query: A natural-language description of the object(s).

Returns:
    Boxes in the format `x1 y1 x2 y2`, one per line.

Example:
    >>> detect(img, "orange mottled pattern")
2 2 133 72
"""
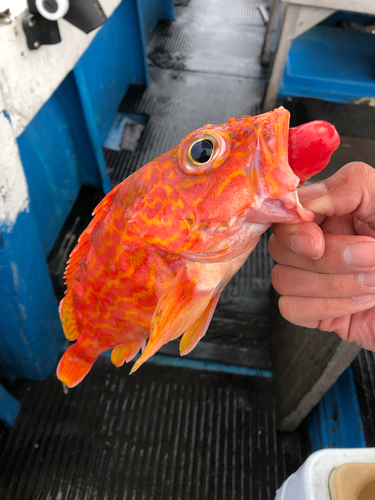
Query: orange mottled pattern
57 107 312 387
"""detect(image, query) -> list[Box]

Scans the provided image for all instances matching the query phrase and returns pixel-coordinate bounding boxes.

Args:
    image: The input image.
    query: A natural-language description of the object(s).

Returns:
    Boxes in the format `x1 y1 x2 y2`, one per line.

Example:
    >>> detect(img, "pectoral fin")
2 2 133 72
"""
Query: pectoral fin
179 292 221 355
130 265 213 374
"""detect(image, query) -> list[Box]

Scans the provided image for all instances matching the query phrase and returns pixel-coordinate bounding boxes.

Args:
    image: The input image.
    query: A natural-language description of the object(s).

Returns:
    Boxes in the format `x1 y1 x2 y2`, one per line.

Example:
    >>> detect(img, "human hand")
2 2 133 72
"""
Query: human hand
269 162 375 350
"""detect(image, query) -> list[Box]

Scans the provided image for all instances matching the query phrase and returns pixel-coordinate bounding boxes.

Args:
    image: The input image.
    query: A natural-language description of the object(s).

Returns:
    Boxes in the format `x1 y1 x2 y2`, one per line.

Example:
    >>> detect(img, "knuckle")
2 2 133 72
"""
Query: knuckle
271 265 289 294
278 295 299 323
330 162 373 191
341 161 373 179
326 273 346 295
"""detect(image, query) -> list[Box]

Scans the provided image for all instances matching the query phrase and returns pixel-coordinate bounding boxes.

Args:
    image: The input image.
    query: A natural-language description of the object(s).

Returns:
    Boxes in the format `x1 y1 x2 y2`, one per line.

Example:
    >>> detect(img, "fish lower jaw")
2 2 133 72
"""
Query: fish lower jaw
247 190 315 224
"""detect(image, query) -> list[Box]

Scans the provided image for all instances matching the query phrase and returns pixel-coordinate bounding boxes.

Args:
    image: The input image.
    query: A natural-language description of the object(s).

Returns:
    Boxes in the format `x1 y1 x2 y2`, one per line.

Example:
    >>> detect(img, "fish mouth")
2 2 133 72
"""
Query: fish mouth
254 190 315 224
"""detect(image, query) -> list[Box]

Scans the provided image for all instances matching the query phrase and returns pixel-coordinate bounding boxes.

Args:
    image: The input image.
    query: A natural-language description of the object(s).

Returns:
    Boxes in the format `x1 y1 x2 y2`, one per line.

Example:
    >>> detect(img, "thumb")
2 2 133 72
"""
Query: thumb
298 162 375 225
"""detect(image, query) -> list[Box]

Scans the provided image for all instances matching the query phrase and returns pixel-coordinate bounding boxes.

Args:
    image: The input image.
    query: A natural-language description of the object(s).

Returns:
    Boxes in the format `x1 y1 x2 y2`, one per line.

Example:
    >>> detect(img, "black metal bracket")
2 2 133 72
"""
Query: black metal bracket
63 0 107 34
22 12 61 50
22 0 107 50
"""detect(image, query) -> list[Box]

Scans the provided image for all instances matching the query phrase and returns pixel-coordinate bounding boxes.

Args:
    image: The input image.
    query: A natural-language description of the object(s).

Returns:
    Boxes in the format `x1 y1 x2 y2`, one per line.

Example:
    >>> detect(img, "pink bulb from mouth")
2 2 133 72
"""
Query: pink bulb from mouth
288 120 340 185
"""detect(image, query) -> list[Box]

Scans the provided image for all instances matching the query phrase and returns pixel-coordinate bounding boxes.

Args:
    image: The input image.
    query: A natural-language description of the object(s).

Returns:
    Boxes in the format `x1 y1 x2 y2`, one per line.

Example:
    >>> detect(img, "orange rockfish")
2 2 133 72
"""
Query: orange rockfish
57 107 339 387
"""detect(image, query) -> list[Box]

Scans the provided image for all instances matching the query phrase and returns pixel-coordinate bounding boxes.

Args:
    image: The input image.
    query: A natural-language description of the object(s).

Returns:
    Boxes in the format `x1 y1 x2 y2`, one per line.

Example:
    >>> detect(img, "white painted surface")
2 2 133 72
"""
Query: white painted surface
282 0 375 16
0 0 27 17
0 0 121 137
275 448 375 500
0 90 29 227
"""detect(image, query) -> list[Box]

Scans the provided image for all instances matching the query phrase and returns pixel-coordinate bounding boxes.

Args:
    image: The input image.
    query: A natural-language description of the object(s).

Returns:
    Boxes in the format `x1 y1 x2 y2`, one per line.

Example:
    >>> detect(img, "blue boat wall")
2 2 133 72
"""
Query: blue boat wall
0 0 174 425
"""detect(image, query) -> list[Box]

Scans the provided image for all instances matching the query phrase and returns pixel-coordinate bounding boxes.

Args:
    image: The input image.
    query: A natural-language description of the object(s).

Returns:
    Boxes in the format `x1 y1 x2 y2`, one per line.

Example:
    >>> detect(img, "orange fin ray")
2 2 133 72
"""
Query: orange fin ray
59 295 79 341
179 291 221 356
130 266 213 374
56 342 99 388
111 340 146 367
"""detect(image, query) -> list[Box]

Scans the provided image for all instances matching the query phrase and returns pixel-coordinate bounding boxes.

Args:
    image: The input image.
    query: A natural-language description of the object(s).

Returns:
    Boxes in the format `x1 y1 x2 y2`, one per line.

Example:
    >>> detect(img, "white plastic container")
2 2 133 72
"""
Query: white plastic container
275 448 375 500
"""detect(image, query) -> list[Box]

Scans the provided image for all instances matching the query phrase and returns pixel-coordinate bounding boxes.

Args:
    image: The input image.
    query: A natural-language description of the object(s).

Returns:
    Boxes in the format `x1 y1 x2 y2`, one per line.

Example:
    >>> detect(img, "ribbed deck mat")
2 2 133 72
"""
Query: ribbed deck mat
352 350 375 447
0 358 310 500
279 96 375 138
279 96 375 446
104 68 265 186
147 0 267 79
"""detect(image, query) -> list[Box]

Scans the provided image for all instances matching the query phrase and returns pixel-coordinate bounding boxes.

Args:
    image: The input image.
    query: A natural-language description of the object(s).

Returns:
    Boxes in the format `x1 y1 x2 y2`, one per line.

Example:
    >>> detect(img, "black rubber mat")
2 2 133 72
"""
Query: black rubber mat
147 0 267 79
104 68 265 186
279 96 375 139
0 358 310 500
352 350 375 447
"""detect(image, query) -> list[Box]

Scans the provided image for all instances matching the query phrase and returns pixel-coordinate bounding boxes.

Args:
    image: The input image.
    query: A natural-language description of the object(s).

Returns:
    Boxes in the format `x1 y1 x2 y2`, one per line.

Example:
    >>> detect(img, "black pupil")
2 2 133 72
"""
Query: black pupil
190 139 214 164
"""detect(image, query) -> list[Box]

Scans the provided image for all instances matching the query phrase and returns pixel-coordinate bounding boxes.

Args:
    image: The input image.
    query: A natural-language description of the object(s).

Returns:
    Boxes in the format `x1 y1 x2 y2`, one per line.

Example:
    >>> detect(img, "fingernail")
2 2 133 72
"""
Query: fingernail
358 273 375 287
352 294 375 303
343 242 375 267
290 233 318 258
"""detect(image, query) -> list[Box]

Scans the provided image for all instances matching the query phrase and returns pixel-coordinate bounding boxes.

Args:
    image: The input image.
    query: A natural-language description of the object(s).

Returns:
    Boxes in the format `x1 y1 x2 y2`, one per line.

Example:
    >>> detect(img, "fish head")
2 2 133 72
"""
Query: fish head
178 106 312 221
127 107 314 262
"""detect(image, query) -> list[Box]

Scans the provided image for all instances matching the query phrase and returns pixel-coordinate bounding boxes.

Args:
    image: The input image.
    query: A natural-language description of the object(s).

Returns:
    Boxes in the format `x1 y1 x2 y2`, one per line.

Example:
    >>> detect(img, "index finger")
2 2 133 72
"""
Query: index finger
299 162 375 238
271 221 325 259
269 233 375 274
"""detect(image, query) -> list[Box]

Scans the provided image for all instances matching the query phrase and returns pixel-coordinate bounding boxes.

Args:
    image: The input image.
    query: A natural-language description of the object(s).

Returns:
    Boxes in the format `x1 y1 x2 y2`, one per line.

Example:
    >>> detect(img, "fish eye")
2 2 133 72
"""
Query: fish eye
189 139 214 164
178 130 229 175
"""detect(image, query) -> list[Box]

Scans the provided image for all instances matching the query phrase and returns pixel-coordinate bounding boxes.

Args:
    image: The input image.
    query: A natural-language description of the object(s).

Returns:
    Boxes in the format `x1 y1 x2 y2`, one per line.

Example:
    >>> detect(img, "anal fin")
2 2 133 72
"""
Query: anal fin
111 340 146 367
179 292 221 356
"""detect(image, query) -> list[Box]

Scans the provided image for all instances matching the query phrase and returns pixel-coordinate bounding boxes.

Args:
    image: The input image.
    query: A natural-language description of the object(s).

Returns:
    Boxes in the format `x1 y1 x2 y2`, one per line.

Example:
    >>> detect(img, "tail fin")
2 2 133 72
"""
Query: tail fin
56 343 97 388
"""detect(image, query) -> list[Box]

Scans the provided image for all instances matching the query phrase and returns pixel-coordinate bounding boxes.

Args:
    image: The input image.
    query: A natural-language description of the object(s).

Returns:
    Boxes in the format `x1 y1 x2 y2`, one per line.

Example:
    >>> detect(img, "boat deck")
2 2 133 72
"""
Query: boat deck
1 0 375 498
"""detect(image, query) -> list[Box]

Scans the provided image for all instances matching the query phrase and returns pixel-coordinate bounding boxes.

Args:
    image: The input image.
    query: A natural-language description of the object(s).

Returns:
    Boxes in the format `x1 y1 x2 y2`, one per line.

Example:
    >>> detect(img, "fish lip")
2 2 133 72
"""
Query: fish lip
240 190 314 225
275 190 315 223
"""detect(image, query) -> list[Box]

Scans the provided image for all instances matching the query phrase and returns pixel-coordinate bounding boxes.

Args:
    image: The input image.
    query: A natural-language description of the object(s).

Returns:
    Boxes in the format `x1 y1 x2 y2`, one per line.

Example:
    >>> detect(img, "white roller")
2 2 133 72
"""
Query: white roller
35 0 69 21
